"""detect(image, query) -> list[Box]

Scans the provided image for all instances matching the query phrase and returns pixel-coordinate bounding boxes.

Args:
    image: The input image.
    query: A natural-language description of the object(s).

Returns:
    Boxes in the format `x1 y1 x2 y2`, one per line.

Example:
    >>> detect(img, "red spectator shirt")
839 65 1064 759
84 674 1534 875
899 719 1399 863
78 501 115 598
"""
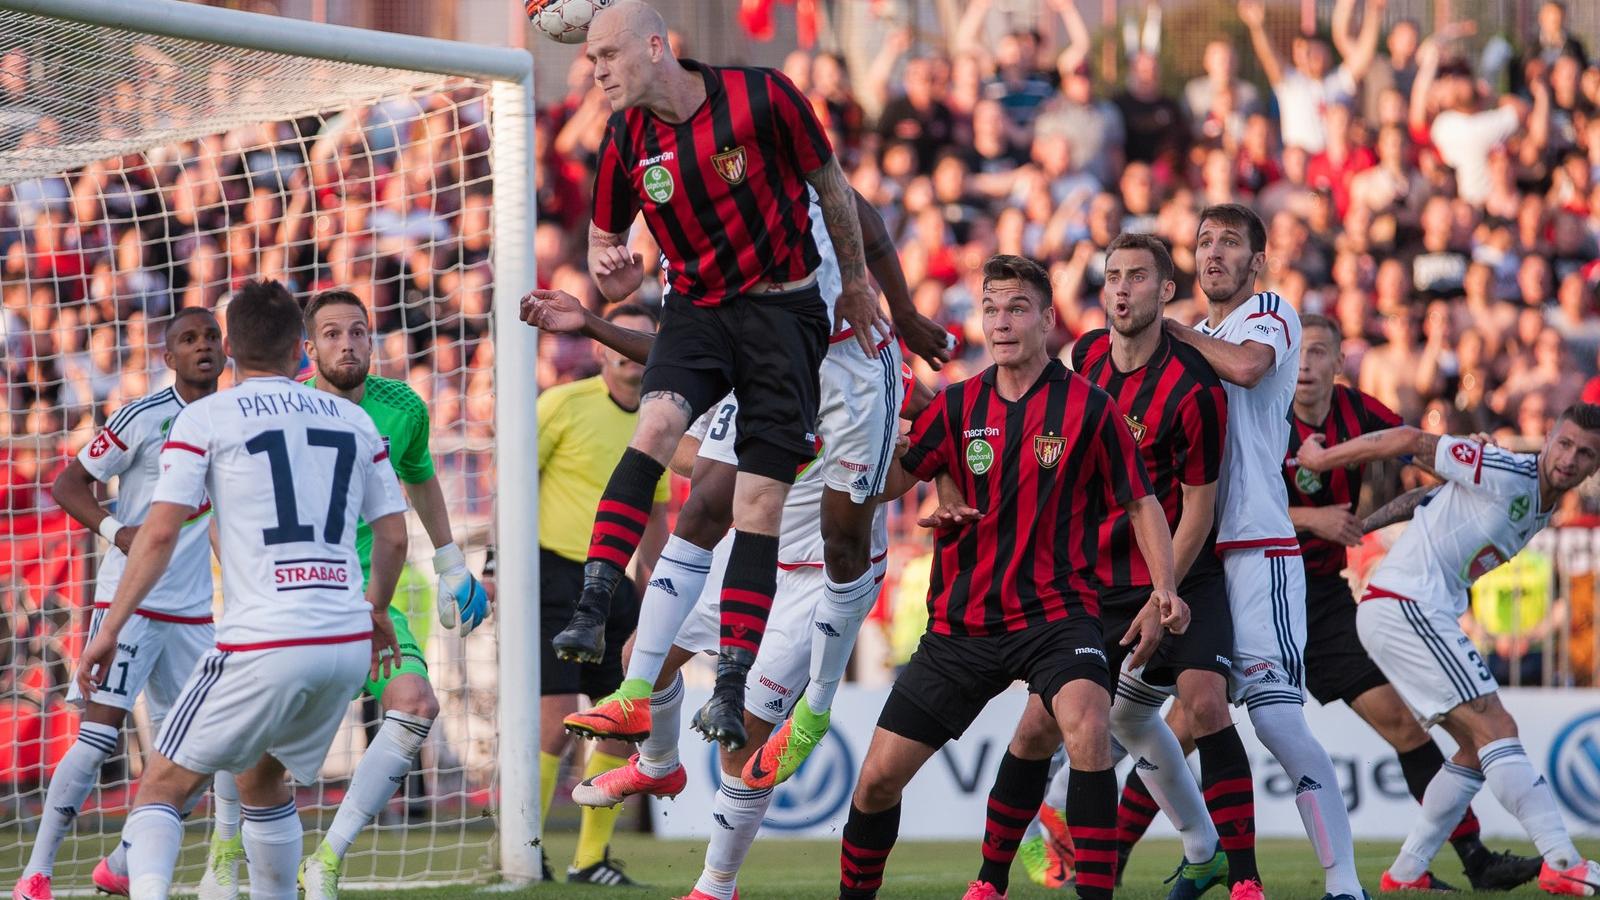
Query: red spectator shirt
900 360 1152 636
592 60 832 306
1072 329 1229 587
1282 385 1403 577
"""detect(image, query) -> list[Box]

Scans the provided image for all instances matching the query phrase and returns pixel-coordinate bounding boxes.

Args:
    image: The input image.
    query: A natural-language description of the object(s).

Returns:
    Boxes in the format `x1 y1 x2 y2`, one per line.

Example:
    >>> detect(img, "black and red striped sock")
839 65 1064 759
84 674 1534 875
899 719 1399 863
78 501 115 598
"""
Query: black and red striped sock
1115 768 1159 864
977 752 1052 893
718 530 780 656
1397 741 1486 855
1067 767 1118 900
585 448 665 575
1197 725 1259 884
840 801 900 899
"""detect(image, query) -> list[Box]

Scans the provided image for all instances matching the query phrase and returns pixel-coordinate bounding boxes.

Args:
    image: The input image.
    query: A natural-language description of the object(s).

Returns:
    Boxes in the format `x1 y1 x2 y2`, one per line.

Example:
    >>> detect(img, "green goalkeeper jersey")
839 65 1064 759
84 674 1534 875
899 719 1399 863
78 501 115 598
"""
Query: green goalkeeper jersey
305 373 434 583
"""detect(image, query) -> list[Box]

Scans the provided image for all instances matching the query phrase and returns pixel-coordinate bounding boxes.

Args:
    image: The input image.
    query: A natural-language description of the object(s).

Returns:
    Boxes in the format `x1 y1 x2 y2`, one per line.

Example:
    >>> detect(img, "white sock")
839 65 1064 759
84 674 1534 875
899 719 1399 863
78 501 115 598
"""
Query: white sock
1044 753 1071 810
1480 737 1583 869
325 711 431 859
694 776 774 900
637 673 685 779
1113 678 1217 862
241 801 304 900
805 563 879 715
123 803 183 900
1250 703 1361 895
1390 761 1484 882
212 770 240 841
23 721 116 877
624 536 714 685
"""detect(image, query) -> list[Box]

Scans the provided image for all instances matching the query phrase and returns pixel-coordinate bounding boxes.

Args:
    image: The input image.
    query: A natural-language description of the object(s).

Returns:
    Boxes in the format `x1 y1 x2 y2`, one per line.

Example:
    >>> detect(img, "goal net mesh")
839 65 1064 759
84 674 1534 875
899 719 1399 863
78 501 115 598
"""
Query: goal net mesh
0 5 503 888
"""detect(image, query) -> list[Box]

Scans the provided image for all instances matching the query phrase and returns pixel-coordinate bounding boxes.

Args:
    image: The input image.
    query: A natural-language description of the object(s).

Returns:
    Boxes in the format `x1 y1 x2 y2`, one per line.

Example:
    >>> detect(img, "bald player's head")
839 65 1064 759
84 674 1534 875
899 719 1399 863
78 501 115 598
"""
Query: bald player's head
586 0 676 112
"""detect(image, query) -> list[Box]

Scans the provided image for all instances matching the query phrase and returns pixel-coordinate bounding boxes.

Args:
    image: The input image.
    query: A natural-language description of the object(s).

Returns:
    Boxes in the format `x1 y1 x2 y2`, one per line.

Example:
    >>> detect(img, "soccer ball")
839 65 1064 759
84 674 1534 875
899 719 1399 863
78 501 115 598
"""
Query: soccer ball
526 0 613 44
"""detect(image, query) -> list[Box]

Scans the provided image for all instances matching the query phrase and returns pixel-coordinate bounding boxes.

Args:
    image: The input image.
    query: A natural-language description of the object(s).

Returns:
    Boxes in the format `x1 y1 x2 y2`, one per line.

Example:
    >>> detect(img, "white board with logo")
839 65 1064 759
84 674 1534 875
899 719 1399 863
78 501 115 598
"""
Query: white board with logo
650 686 1600 840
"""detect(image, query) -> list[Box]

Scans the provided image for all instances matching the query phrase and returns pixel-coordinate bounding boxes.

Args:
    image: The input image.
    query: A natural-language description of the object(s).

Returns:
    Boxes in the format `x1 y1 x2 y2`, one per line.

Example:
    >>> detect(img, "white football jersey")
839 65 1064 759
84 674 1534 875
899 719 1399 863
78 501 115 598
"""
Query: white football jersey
1194 291 1301 551
153 376 408 648
80 387 213 618
1366 437 1551 617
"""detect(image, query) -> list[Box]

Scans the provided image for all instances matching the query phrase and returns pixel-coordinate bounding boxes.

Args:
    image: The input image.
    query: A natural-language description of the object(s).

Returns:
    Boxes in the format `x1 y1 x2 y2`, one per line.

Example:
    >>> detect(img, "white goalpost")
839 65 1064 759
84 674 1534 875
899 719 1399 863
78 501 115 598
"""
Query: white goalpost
0 0 540 887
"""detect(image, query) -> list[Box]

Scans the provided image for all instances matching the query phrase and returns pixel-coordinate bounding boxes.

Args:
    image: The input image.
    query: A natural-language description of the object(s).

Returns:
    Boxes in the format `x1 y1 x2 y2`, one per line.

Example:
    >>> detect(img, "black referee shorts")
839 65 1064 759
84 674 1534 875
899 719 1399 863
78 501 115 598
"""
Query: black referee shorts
1304 571 1390 706
1099 563 1235 689
539 548 640 698
877 616 1110 749
641 284 829 482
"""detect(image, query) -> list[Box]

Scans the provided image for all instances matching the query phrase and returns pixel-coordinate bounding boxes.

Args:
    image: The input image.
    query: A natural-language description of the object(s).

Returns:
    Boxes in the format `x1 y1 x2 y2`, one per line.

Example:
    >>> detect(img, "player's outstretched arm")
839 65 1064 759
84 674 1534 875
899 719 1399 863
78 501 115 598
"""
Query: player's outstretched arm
1163 319 1275 388
51 459 135 555
1362 485 1437 533
808 157 890 357
1296 426 1435 473
857 190 950 371
74 500 189 699
409 475 491 636
521 289 656 365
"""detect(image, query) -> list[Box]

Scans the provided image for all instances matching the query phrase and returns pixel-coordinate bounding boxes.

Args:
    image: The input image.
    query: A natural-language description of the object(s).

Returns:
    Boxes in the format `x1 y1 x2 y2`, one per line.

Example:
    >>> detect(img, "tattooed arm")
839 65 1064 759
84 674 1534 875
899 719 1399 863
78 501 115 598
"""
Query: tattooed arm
1363 485 1437 533
588 222 645 302
807 158 889 356
1296 426 1438 474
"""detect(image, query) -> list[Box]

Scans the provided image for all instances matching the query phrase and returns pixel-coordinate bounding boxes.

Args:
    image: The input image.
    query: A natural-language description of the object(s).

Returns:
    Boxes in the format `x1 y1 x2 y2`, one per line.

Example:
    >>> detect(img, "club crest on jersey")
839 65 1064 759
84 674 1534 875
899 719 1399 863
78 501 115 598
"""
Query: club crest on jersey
1451 441 1479 467
711 146 747 185
1034 433 1065 468
1123 415 1146 443
966 438 995 475
1509 494 1530 522
1295 464 1323 494
87 431 113 459
643 165 675 203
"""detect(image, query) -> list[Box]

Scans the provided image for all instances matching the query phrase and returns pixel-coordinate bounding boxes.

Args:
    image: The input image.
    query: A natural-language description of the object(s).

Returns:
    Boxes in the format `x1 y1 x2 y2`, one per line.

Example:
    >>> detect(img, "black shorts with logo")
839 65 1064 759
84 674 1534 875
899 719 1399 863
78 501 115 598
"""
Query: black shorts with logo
878 615 1110 749
540 548 640 698
1099 562 1235 689
640 284 829 481
1304 572 1390 706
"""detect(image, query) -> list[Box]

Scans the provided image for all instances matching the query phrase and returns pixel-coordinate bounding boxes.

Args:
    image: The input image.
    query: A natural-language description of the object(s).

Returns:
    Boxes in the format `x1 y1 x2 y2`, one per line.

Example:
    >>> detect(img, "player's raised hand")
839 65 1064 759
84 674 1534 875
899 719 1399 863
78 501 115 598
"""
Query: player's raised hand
917 472 981 529
520 289 588 334
1305 506 1364 546
75 632 119 702
590 246 645 301
894 311 953 371
837 282 893 358
1121 601 1164 669
1295 433 1332 471
369 608 400 682
1150 588 1189 634
434 543 491 636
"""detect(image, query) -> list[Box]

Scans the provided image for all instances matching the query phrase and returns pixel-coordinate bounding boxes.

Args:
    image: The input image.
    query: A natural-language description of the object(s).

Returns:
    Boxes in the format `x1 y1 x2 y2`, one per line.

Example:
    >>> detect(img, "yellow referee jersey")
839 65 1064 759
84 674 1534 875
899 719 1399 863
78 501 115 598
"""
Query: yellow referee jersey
538 375 671 563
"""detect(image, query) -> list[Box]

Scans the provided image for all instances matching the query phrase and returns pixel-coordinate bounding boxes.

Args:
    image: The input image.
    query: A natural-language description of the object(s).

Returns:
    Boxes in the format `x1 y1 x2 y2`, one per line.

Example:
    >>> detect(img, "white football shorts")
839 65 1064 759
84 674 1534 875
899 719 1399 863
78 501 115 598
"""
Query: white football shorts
1356 587 1498 726
816 336 904 503
70 606 214 727
154 639 370 784
1224 547 1308 709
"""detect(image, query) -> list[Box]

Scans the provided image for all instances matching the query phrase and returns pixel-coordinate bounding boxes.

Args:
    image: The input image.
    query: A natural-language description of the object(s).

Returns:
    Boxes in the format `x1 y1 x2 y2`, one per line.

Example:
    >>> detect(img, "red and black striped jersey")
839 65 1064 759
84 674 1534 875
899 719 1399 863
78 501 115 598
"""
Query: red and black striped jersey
591 60 832 306
1072 329 1229 587
1283 385 1402 576
901 360 1152 636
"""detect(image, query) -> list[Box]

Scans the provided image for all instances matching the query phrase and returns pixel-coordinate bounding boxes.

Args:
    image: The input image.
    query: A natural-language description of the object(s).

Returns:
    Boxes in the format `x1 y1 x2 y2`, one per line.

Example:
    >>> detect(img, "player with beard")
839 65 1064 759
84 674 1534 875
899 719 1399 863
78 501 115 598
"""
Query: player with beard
257 290 490 899
16 309 223 900
1163 204 1364 900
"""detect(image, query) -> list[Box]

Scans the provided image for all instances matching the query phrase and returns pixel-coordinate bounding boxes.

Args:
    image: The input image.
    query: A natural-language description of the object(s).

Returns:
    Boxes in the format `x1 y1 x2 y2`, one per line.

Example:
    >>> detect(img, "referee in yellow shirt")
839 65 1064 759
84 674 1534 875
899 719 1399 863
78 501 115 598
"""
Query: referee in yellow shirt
539 303 670 886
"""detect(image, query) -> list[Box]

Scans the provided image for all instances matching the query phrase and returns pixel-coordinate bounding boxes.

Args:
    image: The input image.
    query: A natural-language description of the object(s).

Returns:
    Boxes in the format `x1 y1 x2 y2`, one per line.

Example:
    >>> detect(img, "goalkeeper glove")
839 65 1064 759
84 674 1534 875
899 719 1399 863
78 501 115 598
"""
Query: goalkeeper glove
434 542 490 636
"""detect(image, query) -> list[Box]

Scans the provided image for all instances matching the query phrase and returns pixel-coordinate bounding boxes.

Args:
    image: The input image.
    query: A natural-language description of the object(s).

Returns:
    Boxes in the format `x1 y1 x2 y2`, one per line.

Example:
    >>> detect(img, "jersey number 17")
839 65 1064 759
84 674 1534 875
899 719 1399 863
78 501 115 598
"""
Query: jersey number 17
247 428 357 545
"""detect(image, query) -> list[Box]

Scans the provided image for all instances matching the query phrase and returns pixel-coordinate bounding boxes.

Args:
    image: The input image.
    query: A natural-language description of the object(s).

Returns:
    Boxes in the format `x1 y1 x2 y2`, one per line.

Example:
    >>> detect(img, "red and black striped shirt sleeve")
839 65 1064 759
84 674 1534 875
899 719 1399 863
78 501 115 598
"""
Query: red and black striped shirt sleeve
765 68 833 175
1356 390 1403 432
591 121 639 235
1094 399 1154 507
1176 383 1228 486
901 388 952 482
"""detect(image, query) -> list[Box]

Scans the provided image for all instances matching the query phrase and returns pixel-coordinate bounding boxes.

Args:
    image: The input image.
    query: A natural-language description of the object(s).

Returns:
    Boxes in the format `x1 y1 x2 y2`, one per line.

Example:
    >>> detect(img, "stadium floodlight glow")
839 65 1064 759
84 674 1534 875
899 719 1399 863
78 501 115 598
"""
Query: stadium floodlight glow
0 0 542 885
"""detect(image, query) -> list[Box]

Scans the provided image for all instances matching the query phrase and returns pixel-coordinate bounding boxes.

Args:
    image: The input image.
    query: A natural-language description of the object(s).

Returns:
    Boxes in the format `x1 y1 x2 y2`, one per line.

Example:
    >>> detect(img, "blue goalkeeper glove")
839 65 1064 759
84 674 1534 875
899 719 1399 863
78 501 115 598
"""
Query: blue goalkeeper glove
434 543 490 636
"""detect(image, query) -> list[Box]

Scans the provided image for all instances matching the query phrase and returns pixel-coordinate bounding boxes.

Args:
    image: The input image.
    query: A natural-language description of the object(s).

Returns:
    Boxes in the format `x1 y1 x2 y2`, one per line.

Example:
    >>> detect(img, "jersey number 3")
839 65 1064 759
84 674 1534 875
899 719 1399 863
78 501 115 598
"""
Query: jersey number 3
246 428 356 545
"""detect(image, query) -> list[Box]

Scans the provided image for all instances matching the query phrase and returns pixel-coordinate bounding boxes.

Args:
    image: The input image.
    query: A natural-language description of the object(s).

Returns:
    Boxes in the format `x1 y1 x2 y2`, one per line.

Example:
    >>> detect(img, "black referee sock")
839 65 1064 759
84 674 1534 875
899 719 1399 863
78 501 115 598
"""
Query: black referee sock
585 447 665 576
1066 767 1119 900
1398 741 1485 858
718 530 780 657
1197 725 1260 885
840 801 900 899
977 751 1052 893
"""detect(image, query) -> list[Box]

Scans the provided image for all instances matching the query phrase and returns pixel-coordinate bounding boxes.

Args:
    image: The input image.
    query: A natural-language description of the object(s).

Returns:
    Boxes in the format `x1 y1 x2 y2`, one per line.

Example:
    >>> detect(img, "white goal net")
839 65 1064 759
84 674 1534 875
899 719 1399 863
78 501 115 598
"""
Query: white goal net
0 0 538 889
